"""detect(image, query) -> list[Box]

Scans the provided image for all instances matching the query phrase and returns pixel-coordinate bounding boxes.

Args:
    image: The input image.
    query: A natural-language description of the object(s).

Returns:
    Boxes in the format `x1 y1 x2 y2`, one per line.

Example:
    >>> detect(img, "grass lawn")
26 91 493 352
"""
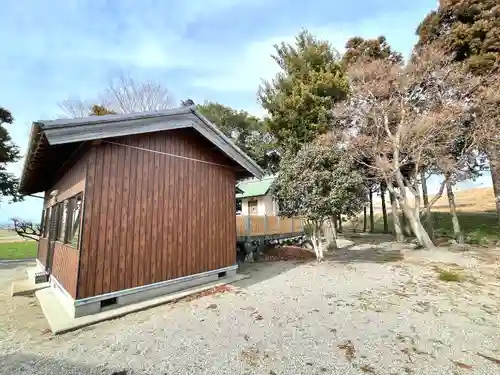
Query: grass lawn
372 211 500 245
0 241 38 260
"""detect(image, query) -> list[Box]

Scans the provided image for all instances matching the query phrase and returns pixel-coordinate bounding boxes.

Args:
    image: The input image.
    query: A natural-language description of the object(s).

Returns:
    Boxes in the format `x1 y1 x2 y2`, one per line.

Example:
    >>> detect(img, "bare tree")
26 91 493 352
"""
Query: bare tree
12 218 41 242
100 73 175 113
59 73 175 118
58 98 92 118
334 47 491 248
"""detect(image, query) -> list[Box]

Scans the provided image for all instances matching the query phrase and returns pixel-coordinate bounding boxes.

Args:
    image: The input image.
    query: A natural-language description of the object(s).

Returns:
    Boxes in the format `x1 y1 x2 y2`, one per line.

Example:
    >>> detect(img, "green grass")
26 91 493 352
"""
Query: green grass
373 211 500 246
0 241 38 260
437 269 462 282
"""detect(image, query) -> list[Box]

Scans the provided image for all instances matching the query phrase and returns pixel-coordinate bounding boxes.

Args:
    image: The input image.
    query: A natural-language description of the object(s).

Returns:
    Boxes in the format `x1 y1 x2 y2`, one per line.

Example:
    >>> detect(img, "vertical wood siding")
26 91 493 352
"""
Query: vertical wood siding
37 237 49 266
43 154 88 209
78 128 237 299
51 242 79 298
38 151 87 297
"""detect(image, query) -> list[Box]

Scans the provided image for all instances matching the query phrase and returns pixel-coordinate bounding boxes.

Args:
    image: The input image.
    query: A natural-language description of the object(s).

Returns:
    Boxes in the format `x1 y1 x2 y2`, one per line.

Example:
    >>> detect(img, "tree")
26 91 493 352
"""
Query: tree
58 98 92 118
89 104 117 116
12 218 40 242
59 74 174 117
342 36 404 236
342 36 403 67
272 137 365 260
100 73 174 113
417 0 499 75
197 102 279 172
258 29 349 153
416 0 500 222
0 108 22 203
334 48 489 248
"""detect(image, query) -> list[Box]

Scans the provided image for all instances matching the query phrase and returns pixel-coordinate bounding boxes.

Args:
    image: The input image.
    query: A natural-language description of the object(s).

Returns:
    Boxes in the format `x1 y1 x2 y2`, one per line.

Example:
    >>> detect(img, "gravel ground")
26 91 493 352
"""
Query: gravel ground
0 242 499 375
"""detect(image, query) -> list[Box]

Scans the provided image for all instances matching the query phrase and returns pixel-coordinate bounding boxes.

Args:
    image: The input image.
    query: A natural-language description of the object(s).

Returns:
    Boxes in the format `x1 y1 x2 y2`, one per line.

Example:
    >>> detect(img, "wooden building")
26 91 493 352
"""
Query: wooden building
19 107 264 317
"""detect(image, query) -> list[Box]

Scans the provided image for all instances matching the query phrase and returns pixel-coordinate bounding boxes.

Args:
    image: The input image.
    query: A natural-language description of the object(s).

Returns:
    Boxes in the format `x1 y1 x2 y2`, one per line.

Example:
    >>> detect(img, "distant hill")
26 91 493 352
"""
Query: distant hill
430 187 496 213
372 187 496 214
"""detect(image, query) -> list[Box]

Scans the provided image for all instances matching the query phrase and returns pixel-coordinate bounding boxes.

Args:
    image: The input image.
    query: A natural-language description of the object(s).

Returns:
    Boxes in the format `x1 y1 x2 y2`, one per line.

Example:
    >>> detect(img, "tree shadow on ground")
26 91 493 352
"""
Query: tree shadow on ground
325 247 404 264
337 232 403 247
234 259 308 289
0 353 133 375
323 232 413 264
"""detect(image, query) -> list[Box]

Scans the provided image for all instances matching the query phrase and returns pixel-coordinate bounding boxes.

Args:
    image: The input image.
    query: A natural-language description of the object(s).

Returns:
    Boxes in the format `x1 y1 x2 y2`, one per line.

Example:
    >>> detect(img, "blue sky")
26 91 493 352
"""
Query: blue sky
0 0 493 222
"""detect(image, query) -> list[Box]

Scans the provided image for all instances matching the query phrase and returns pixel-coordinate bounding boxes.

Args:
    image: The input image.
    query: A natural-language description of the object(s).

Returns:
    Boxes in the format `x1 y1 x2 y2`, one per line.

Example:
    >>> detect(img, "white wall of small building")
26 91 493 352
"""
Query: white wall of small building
240 194 279 215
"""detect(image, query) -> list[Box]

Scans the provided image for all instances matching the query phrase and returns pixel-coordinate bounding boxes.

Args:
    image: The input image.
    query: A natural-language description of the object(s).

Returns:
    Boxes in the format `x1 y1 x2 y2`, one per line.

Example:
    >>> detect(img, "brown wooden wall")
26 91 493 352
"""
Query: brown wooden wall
77 128 237 299
51 242 79 298
38 237 48 267
37 150 87 298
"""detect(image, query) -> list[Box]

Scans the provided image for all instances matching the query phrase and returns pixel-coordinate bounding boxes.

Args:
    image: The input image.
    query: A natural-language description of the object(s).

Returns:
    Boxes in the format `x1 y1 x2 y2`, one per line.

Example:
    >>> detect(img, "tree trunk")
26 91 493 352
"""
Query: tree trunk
399 185 414 237
330 218 338 249
324 220 334 248
446 180 464 245
369 188 374 233
392 182 434 249
338 214 343 233
389 190 404 242
399 187 413 237
311 223 324 261
489 151 500 225
381 183 389 234
363 205 367 232
420 170 434 241
397 202 434 249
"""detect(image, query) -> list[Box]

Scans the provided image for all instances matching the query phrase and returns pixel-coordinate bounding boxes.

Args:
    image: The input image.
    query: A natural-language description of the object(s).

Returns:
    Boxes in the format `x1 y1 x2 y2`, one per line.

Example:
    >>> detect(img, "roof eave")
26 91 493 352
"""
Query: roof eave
191 108 265 179
30 107 264 180
43 109 264 178
236 192 268 200
18 123 45 194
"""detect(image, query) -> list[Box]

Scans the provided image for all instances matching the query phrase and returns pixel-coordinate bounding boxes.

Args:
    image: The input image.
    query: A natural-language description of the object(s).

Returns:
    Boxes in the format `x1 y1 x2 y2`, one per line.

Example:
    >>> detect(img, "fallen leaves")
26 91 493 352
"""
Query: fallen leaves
251 311 264 321
262 246 316 261
173 285 233 304
360 364 377 374
338 340 356 362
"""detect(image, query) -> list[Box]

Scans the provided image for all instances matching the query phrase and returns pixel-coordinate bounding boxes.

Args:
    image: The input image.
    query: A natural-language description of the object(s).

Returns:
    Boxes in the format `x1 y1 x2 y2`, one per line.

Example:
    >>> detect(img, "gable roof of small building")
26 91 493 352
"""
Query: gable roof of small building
19 106 265 195
236 175 276 199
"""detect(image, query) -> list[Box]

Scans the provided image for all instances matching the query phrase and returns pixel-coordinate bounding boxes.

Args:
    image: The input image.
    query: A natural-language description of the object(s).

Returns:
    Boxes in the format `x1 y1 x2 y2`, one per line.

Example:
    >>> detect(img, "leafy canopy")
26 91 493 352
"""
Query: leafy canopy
342 36 403 67
196 102 278 172
259 29 349 153
0 108 22 202
416 0 500 75
272 139 364 223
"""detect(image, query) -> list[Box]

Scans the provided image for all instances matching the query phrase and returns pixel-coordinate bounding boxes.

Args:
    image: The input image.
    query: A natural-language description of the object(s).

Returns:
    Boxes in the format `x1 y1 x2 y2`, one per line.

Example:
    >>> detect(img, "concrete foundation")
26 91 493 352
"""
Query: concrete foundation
36 271 247 334
48 264 238 318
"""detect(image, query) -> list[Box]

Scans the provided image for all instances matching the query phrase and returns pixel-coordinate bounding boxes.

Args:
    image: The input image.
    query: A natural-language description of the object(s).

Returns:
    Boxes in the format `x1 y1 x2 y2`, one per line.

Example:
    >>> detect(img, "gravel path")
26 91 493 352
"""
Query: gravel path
0 245 499 375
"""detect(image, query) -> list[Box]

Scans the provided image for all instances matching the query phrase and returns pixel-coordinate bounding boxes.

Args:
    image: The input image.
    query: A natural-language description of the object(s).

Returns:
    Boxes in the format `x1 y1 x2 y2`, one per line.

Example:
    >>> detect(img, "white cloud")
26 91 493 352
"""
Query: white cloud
189 9 428 93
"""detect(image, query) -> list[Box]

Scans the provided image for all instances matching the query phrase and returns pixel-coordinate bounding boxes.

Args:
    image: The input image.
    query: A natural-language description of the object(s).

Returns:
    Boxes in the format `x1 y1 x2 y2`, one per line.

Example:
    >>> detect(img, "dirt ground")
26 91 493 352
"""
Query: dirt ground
0 237 499 375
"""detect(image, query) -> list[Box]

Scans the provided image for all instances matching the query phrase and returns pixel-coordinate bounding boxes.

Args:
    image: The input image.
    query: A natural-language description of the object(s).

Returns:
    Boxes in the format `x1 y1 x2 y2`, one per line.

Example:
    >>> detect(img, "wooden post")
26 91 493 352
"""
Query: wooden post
244 215 251 237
